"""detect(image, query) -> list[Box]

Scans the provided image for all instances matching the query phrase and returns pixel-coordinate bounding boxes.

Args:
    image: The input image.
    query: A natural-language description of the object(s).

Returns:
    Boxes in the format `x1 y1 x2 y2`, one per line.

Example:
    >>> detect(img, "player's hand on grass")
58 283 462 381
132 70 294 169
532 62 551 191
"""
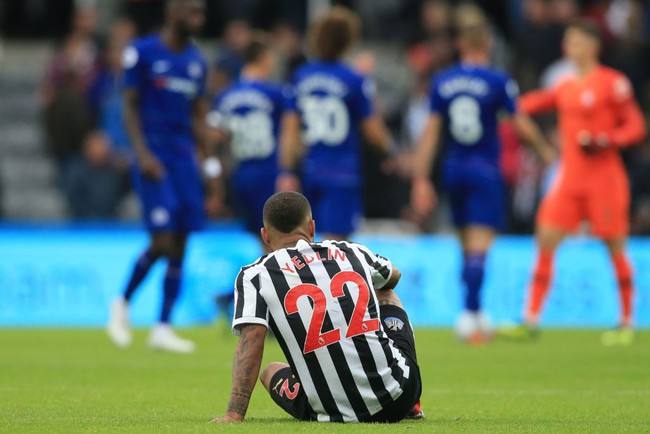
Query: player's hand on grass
411 177 437 216
577 130 611 155
137 152 165 180
276 172 301 192
210 414 243 423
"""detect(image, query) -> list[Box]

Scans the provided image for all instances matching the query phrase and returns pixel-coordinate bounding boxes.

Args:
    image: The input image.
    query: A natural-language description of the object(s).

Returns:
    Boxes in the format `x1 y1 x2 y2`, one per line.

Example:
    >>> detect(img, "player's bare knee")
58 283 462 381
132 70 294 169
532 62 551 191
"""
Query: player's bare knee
150 234 177 258
536 228 563 252
605 237 626 256
259 365 272 390
259 362 287 391
462 226 494 253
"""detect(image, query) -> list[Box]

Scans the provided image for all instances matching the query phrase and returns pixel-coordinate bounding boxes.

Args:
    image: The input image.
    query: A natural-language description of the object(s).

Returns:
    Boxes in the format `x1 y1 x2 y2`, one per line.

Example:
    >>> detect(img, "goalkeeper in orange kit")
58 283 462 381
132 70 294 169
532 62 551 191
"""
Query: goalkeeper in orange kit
501 19 647 344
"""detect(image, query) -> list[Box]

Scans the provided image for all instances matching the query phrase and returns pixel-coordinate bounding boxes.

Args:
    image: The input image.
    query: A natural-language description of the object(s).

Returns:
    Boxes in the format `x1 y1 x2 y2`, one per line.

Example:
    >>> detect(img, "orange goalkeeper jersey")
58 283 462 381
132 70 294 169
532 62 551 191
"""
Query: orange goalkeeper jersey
520 65 646 188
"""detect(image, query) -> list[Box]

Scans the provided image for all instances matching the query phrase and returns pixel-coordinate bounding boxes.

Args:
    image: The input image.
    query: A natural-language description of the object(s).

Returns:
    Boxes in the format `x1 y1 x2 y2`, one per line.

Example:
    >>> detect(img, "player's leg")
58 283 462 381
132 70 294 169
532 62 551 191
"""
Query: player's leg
374 288 423 421
499 225 567 340
604 238 634 322
457 225 495 343
260 362 290 392
159 232 187 324
523 184 575 328
147 232 195 353
259 362 312 420
122 245 162 302
451 164 501 342
107 232 175 348
148 162 203 353
591 181 634 345
107 171 176 348
524 224 565 327
502 181 579 339
601 237 635 346
127 230 179 298
459 225 495 312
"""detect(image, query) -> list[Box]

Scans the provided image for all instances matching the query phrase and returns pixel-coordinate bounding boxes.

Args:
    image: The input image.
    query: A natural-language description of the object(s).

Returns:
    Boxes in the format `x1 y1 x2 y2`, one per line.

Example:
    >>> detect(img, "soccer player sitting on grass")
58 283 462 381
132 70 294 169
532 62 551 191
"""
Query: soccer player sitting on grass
212 192 422 423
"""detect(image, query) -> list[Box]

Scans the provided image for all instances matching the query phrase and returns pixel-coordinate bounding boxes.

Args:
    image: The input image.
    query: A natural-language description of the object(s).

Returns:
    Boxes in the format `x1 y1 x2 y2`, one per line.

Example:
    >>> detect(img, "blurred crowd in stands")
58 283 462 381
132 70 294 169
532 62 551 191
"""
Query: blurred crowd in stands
3 0 650 234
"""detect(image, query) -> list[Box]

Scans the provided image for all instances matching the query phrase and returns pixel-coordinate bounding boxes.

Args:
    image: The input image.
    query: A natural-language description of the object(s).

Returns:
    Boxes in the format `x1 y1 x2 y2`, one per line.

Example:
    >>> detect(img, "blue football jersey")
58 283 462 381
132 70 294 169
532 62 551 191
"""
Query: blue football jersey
430 63 518 166
209 79 288 175
123 34 207 158
289 61 374 185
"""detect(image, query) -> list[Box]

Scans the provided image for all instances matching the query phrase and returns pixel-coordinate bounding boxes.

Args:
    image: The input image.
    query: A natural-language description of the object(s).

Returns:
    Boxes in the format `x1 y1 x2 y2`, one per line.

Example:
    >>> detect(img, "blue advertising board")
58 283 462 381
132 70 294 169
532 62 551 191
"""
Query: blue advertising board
1 225 649 328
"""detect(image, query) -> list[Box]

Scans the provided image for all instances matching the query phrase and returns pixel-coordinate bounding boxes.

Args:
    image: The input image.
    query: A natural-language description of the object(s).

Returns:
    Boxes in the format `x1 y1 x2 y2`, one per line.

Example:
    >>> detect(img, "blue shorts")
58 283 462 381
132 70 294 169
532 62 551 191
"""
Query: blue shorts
233 168 276 233
132 156 205 233
443 161 505 230
303 180 361 237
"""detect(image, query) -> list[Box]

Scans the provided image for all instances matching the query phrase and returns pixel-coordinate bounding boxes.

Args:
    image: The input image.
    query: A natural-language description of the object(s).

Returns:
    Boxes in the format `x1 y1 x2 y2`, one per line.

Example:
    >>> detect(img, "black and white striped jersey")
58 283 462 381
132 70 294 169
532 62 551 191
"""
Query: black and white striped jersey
233 239 411 422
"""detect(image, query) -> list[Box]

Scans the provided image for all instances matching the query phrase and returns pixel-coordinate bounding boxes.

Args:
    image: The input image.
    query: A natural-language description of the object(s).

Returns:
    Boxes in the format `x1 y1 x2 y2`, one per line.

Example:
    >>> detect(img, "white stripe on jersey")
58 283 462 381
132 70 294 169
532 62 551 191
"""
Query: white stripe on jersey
300 242 374 420
259 249 330 418
346 242 394 289
342 241 411 390
232 257 269 334
319 241 406 408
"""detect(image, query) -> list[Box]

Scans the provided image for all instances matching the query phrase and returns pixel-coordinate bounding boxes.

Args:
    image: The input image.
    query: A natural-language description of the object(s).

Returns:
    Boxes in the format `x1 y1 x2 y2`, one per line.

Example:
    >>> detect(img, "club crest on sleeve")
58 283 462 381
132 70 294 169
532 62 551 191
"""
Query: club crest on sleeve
580 89 595 107
151 207 170 226
188 62 203 79
152 60 171 74
383 316 404 332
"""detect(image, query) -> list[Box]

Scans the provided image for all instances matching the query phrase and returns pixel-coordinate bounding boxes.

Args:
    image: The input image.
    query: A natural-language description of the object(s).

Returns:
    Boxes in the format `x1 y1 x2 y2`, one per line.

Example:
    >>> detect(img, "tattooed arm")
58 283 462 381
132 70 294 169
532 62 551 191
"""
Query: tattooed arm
212 324 267 423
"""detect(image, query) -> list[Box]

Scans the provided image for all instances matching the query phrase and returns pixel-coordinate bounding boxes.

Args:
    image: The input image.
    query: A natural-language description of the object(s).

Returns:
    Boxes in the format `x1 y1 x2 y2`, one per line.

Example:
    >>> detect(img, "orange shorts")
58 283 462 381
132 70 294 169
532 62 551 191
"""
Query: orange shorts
537 176 630 239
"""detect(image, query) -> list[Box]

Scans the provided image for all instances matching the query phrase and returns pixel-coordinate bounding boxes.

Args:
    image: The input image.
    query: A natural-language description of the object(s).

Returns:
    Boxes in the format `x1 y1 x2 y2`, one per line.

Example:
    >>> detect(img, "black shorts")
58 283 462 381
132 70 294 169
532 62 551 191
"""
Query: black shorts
268 304 421 423
268 366 313 421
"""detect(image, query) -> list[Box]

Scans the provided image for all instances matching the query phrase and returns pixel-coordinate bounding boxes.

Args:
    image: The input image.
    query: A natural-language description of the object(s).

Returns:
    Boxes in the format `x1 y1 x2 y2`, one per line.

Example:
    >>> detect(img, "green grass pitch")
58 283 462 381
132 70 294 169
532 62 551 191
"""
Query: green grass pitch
1 327 649 433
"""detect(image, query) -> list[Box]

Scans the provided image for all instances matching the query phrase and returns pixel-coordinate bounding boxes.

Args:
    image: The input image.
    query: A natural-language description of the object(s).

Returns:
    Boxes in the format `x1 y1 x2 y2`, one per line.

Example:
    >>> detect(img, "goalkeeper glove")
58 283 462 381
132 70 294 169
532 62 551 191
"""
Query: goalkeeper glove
577 130 612 155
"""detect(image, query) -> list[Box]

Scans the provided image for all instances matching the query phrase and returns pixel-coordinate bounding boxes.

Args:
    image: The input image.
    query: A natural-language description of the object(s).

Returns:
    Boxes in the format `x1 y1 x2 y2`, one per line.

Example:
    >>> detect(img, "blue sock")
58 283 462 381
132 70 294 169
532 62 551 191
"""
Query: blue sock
462 252 486 312
160 259 183 323
123 249 157 302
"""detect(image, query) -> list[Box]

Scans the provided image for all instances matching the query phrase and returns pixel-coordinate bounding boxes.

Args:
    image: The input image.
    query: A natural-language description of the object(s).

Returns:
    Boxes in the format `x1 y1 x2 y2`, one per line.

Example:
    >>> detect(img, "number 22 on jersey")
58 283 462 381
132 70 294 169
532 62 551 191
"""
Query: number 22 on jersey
283 271 380 354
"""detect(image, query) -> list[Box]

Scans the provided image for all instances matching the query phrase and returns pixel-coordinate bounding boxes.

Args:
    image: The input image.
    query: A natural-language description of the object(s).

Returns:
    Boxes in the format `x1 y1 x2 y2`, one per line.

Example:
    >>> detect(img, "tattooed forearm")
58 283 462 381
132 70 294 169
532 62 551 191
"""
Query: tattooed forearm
224 324 266 420
227 390 252 416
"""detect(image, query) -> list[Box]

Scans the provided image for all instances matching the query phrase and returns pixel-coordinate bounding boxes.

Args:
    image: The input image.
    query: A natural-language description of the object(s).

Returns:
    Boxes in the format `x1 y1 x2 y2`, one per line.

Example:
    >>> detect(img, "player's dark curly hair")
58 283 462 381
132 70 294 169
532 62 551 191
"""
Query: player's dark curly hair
309 7 360 61
243 33 271 65
263 192 312 233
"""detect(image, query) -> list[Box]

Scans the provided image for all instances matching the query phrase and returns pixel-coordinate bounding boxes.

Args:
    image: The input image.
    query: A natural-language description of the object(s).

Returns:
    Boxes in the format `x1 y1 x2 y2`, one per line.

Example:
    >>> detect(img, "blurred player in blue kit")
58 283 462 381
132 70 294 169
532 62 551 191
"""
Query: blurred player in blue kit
279 7 391 240
207 35 290 240
411 7 555 342
107 0 219 353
